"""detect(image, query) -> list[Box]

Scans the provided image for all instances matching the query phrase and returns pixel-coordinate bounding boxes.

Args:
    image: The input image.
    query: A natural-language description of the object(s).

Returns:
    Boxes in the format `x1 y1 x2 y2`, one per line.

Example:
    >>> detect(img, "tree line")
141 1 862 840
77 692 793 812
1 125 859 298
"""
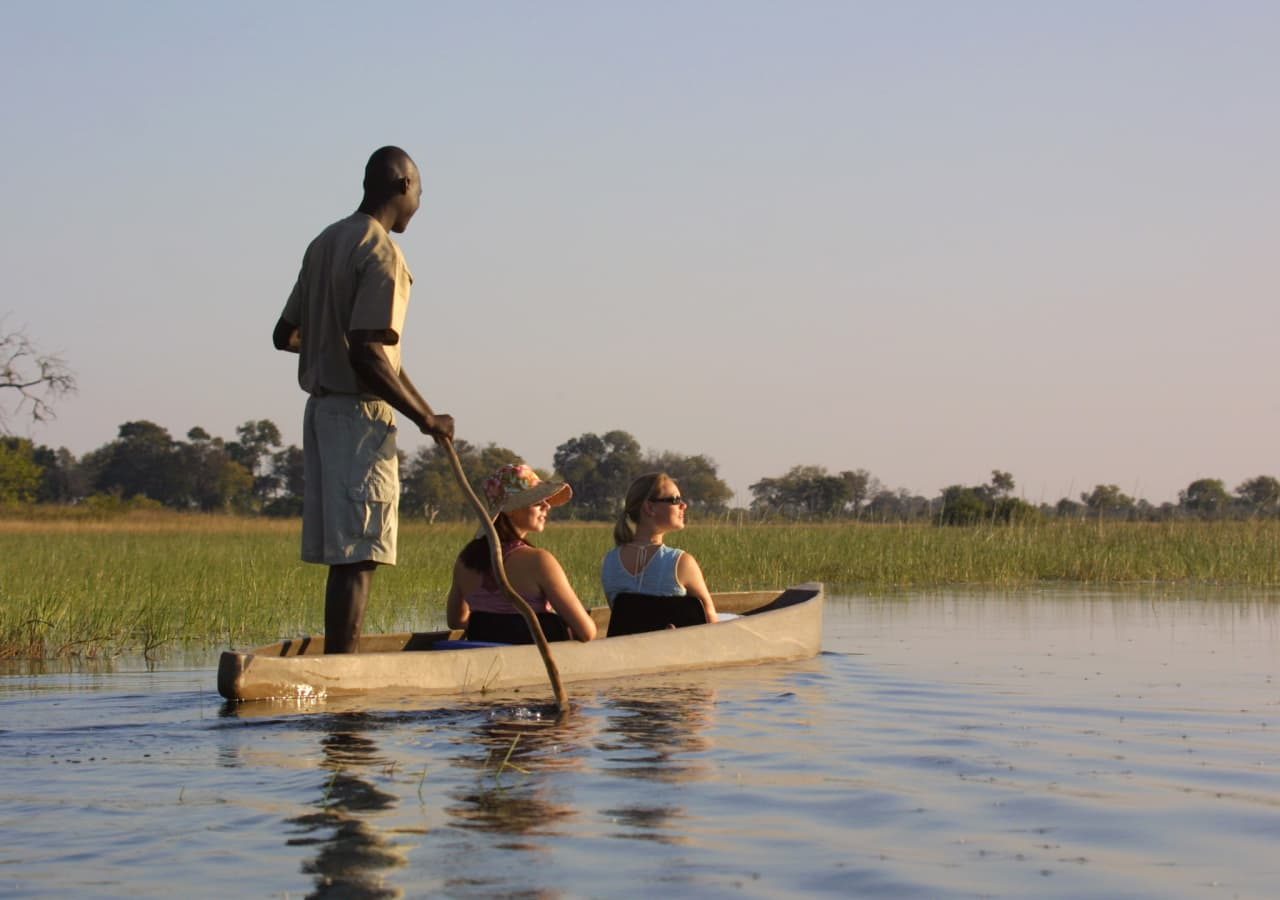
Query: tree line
2 419 1277 523
3 326 1275 523
750 466 1280 523
0 422 736 520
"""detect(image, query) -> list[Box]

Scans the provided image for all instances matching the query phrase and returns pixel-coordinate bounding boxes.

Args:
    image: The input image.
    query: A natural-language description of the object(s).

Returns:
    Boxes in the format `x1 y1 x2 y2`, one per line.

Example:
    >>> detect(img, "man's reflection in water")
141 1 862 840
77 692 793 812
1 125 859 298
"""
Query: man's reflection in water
285 714 406 899
595 682 717 844
443 704 595 850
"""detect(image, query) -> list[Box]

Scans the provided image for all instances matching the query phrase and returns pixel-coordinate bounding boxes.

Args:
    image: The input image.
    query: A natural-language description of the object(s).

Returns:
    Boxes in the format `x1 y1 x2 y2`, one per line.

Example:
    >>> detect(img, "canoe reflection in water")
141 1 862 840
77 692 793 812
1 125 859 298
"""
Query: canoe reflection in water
285 715 407 899
443 703 596 850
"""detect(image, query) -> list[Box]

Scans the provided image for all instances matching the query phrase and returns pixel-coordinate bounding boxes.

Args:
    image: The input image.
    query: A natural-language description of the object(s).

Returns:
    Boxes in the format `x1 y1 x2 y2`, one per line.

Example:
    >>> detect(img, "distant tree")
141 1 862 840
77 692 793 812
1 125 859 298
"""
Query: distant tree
866 488 930 522
938 485 989 525
34 445 86 503
1134 499 1161 521
0 437 43 502
808 468 854 518
0 321 76 433
263 445 305 516
865 489 900 521
749 465 852 519
905 491 933 521
1151 501 1180 521
86 421 184 504
227 419 283 503
1235 475 1280 516
841 469 874 518
994 496 1039 524
932 471 1035 525
0 439 87 505
553 430 643 519
181 427 253 512
989 470 1015 499
1179 478 1230 518
1055 497 1084 518
401 443 456 522
747 475 784 517
401 440 521 521
1081 484 1136 519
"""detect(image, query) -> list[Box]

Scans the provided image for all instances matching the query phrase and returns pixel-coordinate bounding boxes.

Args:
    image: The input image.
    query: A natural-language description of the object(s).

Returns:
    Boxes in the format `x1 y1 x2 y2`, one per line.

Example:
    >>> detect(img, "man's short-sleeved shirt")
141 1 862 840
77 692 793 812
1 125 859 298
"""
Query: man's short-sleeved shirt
282 213 412 396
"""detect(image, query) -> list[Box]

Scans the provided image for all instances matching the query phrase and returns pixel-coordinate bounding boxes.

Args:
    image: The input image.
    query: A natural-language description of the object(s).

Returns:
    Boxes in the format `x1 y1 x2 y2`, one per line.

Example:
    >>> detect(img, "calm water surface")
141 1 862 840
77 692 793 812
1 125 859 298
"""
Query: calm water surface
1 589 1277 898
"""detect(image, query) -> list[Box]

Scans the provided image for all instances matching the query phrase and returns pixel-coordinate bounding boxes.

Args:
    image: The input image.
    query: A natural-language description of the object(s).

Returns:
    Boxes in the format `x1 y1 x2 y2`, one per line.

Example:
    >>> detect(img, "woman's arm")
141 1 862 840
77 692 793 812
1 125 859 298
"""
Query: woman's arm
445 558 471 630
676 551 719 623
530 549 598 641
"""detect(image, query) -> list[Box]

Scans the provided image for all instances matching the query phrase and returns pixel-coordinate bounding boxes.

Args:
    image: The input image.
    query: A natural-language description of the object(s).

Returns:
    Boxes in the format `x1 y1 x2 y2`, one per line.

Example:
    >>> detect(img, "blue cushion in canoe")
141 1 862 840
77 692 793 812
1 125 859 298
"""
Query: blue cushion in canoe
431 639 510 650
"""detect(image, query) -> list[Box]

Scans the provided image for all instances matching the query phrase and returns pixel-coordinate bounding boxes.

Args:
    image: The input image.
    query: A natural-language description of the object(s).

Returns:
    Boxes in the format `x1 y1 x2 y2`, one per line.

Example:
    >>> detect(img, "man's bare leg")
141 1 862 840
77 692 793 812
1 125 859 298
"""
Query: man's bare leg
325 561 376 653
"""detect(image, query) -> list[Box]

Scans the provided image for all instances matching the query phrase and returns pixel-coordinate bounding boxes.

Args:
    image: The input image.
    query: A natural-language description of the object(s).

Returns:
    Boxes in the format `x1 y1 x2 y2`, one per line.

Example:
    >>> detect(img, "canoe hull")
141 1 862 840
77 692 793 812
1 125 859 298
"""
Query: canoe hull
218 583 823 702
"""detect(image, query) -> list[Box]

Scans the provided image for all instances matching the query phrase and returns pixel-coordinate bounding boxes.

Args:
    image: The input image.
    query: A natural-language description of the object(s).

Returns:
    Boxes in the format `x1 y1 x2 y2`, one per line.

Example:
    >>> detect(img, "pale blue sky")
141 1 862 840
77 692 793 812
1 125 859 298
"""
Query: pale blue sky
2 1 1276 506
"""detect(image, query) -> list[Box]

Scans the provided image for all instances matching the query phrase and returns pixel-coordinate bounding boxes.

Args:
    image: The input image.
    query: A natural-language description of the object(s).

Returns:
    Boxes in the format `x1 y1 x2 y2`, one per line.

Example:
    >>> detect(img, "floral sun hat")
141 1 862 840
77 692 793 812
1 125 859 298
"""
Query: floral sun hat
483 463 573 515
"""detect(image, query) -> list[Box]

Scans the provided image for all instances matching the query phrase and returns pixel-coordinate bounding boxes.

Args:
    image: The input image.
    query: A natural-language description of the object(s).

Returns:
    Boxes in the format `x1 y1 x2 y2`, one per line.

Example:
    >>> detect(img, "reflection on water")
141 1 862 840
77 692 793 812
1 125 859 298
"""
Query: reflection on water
600 803 689 845
285 717 406 899
595 682 717 846
443 704 590 850
597 683 716 783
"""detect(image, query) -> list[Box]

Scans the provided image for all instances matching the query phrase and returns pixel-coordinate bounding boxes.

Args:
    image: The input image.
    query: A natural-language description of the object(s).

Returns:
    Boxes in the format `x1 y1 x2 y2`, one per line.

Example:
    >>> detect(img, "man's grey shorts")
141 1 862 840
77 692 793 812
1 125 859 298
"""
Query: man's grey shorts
302 394 399 566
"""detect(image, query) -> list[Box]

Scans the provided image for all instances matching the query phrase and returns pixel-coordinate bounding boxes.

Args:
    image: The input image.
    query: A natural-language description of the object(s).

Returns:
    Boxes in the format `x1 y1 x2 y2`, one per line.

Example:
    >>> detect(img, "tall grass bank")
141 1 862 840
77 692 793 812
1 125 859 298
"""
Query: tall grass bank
2 512 1277 659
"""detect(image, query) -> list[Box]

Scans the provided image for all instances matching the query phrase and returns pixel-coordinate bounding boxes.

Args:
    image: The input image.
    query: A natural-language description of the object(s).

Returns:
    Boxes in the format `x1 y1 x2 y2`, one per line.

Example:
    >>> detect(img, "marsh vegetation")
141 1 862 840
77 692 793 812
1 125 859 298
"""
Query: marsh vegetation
2 511 1276 660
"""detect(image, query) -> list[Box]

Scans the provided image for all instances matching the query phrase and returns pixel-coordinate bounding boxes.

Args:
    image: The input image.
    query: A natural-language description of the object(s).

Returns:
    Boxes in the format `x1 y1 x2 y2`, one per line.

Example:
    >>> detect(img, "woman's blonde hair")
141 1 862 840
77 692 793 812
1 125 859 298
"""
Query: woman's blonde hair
613 472 674 545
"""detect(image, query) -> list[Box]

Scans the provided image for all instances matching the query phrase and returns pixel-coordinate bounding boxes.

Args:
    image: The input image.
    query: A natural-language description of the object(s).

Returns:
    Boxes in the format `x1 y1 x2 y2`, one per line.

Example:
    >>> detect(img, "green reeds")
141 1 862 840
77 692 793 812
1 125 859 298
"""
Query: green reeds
2 513 1277 659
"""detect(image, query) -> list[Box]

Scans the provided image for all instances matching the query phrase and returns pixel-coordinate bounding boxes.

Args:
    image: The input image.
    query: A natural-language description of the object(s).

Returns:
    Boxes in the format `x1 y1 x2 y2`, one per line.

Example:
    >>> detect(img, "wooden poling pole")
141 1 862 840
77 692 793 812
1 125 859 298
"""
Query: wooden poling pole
439 437 570 712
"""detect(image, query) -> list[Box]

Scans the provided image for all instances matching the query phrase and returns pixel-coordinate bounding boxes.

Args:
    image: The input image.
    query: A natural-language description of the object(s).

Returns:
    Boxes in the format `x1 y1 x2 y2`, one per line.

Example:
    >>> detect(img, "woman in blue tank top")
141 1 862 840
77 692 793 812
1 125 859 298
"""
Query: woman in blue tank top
600 472 722 622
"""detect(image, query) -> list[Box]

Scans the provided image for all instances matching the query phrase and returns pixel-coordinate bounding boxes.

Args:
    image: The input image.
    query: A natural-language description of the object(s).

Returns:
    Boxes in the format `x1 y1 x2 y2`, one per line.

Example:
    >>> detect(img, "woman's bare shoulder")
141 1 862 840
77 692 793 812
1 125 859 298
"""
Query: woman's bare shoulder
506 543 559 572
529 545 566 566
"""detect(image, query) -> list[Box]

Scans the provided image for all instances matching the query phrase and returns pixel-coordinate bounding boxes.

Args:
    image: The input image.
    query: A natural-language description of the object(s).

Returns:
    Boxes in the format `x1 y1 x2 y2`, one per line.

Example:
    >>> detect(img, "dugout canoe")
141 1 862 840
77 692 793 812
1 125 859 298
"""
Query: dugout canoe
217 582 823 702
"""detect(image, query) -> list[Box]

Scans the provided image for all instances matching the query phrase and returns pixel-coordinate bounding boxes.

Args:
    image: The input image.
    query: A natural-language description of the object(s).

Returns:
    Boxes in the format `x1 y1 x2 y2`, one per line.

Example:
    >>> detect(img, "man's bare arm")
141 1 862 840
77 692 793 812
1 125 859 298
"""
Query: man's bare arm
348 330 454 441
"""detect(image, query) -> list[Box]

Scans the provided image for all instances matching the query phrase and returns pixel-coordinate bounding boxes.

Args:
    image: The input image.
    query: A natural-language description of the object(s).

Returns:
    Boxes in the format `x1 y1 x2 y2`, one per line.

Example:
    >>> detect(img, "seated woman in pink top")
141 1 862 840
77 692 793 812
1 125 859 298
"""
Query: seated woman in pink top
446 463 597 643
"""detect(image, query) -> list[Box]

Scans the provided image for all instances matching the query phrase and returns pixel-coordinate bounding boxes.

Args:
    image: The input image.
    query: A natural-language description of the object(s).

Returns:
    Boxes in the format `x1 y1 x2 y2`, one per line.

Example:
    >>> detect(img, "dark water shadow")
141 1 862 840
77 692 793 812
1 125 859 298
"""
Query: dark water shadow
597 682 716 781
282 714 407 899
593 681 718 845
441 702 593 851
211 681 722 878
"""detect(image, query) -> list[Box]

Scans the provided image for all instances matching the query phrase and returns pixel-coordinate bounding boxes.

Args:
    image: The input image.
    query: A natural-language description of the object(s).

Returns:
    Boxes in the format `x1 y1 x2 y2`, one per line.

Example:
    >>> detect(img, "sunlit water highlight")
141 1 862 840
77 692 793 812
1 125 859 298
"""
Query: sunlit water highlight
1 589 1277 898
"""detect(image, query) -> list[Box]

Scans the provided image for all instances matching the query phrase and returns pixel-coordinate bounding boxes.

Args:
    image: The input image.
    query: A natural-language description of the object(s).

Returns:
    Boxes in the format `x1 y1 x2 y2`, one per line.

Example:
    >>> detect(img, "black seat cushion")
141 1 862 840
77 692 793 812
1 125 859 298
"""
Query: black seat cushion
607 593 708 637
465 611 570 644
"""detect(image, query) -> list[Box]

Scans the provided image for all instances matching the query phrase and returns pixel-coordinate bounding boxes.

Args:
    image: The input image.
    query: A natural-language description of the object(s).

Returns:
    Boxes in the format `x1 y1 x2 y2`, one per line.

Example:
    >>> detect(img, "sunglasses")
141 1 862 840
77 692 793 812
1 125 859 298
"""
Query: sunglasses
649 495 687 506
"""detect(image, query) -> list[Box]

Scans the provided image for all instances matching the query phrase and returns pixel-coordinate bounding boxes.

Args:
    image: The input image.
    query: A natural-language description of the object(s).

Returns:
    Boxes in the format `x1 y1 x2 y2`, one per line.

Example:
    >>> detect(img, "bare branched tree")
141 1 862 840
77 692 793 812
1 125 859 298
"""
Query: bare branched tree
1 320 77 434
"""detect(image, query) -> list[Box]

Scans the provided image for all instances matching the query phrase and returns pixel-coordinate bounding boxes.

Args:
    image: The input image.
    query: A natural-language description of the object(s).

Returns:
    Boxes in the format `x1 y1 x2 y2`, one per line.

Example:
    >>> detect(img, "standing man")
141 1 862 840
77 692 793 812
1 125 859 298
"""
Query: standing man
273 146 454 653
